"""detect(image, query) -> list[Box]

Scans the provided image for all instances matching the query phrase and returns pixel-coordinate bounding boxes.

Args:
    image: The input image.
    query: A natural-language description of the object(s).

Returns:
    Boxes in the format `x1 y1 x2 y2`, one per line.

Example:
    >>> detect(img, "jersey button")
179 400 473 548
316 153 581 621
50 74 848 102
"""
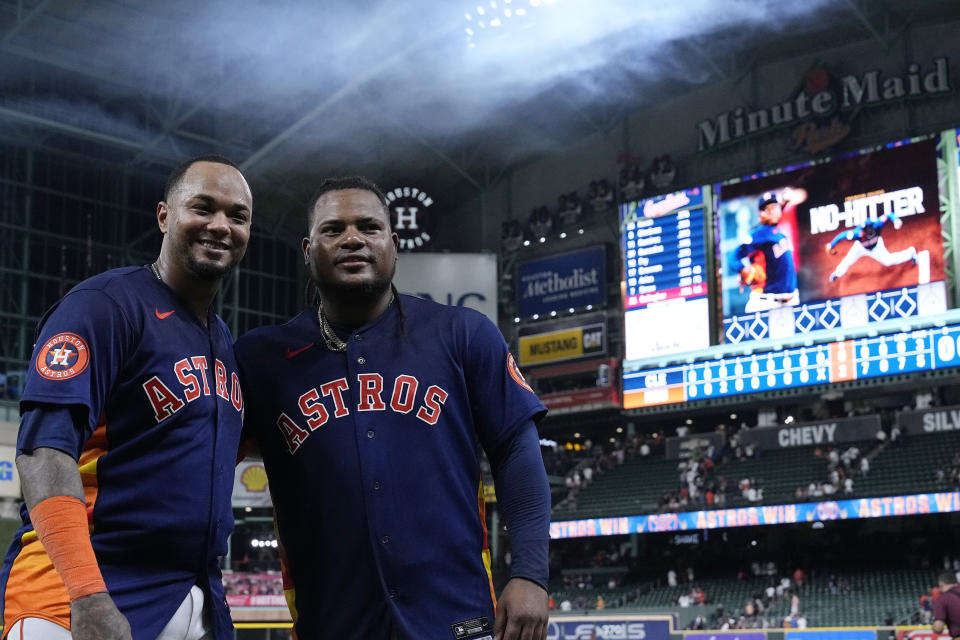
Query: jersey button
367 429 375 439
373 481 381 491
381 535 390 544
357 356 366 365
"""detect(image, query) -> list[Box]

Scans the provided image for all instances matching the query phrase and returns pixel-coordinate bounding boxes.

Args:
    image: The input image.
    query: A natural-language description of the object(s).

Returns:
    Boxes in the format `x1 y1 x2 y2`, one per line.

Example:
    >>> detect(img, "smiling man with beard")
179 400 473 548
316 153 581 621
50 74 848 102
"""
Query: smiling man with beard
235 176 551 640
1 155 252 640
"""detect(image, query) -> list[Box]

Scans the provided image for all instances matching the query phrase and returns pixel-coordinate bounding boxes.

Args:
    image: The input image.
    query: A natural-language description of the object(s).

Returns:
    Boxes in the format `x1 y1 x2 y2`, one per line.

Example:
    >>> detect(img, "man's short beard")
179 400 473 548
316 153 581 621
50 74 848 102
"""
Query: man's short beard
321 275 392 301
186 255 236 281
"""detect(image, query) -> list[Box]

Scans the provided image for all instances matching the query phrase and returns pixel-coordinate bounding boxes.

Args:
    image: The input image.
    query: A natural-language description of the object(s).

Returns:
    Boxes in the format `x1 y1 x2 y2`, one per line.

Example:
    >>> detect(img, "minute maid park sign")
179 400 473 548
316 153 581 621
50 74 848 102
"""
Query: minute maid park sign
697 57 951 154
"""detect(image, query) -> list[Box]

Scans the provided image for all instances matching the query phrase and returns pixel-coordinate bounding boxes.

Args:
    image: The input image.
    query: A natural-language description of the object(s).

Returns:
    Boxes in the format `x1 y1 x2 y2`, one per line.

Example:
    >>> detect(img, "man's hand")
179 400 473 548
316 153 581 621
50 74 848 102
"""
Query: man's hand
70 592 132 640
494 578 548 640
740 263 765 286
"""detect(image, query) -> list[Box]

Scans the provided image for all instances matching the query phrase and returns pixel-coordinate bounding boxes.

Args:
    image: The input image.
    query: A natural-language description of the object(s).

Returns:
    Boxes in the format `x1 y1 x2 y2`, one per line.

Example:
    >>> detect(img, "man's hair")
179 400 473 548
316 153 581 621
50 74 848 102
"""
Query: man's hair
939 571 956 586
306 175 389 229
163 154 244 201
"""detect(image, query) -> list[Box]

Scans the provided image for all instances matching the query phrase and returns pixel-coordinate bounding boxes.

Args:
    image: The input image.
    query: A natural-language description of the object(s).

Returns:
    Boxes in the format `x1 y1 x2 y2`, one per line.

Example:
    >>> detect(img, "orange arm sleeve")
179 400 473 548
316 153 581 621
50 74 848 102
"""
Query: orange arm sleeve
30 495 107 601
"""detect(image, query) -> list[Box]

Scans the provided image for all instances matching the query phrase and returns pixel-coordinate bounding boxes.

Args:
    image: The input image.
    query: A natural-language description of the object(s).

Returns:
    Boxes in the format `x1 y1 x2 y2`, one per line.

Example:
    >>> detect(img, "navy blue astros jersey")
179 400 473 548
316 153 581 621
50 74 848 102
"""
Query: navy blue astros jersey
735 224 798 294
0 266 243 640
235 295 547 640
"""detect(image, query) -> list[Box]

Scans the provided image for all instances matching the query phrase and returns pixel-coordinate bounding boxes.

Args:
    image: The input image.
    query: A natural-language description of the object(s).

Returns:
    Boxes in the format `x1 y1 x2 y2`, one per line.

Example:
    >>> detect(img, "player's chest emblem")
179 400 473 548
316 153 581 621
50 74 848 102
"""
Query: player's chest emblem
141 355 243 422
772 237 792 259
275 374 450 455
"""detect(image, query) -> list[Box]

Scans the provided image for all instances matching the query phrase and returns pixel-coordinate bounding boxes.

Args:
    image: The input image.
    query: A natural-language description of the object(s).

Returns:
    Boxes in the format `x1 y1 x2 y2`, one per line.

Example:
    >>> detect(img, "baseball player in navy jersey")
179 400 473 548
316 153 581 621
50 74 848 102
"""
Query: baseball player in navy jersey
235 176 551 640
825 211 917 281
734 190 805 312
0 155 252 640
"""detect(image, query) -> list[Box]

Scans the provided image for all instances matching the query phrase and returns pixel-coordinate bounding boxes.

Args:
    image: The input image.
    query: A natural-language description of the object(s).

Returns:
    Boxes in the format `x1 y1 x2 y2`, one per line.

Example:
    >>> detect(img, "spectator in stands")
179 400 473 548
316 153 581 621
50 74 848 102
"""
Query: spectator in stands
860 456 870 477
567 192 582 221
501 220 524 252
844 476 855 494
593 179 614 213
556 194 575 227
667 569 677 587
890 424 902 445
560 599 572 612
793 568 804 589
934 465 946 485
529 205 553 238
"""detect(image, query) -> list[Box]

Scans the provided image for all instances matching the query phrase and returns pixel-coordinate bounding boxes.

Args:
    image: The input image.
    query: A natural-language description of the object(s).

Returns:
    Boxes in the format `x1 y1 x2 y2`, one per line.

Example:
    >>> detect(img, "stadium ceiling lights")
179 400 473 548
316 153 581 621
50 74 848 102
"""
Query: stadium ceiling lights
463 0 555 47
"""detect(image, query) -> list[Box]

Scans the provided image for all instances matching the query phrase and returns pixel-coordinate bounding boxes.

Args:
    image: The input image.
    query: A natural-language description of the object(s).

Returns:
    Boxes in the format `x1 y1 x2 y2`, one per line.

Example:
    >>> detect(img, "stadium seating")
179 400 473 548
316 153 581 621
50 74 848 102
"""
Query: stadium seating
553 430 960 520
548 569 941 627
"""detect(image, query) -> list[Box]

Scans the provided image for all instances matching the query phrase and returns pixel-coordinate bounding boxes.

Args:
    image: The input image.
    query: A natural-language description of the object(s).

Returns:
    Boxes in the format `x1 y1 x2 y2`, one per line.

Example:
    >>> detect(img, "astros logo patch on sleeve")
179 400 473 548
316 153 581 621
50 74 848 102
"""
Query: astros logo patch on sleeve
35 332 90 380
506 353 534 393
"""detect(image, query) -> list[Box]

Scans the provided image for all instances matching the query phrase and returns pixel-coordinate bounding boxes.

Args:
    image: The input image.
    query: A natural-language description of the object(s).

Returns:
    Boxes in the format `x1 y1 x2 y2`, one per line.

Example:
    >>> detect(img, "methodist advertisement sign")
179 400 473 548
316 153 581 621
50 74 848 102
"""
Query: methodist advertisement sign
517 246 606 318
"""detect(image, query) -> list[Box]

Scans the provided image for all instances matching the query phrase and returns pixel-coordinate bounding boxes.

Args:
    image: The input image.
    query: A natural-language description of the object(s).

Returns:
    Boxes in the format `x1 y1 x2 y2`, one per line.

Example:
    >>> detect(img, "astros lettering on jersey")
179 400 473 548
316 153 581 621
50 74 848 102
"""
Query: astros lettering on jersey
235 294 547 640
0 266 244 640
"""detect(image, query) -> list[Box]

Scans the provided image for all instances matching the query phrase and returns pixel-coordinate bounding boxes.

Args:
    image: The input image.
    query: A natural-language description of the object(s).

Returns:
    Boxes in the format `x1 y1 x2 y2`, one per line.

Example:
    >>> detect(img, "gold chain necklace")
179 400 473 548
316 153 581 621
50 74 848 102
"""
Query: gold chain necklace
150 262 162 281
317 302 348 352
316 292 395 353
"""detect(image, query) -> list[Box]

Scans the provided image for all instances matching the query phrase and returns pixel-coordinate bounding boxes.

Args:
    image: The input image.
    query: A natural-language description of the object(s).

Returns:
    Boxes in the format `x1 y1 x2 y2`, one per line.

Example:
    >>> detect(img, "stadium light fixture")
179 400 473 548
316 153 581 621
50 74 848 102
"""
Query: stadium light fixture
514 316 520 323
516 7 526 14
784 415 794 424
504 8 512 17
609 437 615 443
539 236 546 243
559 231 567 238
578 228 584 234
616 427 623 433
523 239 530 246
550 310 557 317
573 432 580 438
476 5 485 14
532 313 539 319
585 305 593 310
685 418 692 424
568 308 575 313
490 18 501 27
465 27 473 35
730 413 737 420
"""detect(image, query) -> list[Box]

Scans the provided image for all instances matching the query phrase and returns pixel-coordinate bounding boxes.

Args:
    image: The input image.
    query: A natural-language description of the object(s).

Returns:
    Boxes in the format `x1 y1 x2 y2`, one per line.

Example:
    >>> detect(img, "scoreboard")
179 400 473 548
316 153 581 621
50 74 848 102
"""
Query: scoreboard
624 320 960 408
621 187 711 360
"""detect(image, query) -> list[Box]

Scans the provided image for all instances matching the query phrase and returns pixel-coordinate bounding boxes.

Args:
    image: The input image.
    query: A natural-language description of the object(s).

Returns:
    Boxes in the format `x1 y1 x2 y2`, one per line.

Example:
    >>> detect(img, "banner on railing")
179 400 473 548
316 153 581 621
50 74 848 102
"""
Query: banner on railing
546 616 673 640
226 595 287 607
550 491 960 539
898 404 960 435
739 414 880 450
